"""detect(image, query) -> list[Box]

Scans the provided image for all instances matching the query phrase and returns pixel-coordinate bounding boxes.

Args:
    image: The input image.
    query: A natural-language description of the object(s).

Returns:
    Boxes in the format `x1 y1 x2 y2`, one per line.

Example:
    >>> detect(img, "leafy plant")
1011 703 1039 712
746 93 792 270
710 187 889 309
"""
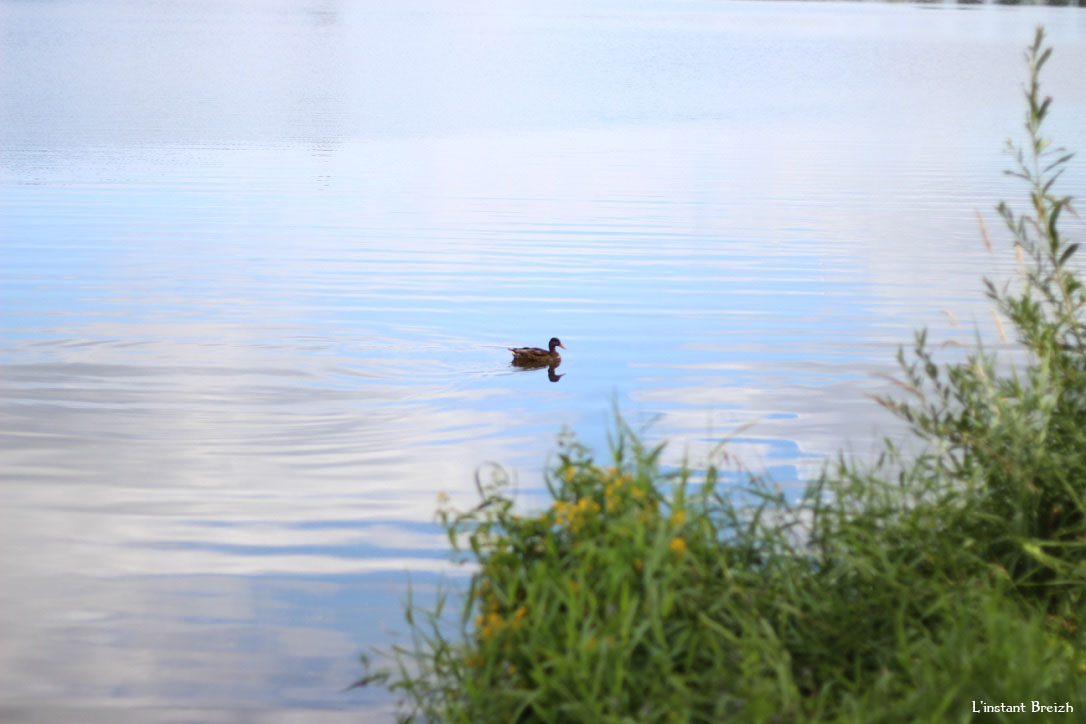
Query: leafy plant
874 26 1086 606
357 27 1086 723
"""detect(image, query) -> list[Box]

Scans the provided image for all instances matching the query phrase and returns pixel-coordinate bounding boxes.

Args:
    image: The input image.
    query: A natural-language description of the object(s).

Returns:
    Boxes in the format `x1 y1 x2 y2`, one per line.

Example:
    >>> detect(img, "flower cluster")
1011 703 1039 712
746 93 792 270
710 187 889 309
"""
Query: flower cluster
603 468 634 509
552 496 601 533
473 583 529 644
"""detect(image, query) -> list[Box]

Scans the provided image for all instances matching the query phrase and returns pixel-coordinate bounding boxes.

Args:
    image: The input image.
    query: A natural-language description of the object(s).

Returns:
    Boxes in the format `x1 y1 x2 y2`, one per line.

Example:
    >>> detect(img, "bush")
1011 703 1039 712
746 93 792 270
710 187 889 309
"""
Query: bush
358 27 1086 723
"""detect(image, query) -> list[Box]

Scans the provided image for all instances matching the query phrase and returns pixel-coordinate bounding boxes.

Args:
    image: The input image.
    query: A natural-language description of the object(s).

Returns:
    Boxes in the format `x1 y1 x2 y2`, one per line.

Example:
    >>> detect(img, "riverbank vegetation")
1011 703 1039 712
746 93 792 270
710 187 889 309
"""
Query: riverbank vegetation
359 28 1085 722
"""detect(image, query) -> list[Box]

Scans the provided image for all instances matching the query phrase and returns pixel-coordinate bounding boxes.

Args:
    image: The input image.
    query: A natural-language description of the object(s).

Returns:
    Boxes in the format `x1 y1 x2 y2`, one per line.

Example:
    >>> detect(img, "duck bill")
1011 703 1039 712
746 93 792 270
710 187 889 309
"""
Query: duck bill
558 343 567 349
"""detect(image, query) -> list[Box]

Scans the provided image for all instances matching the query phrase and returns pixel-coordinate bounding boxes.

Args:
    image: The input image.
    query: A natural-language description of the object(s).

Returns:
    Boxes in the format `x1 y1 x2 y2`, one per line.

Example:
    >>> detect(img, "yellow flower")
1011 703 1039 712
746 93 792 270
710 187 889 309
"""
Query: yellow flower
553 500 571 526
669 537 687 556
514 606 528 621
564 466 575 482
479 611 505 641
670 510 686 527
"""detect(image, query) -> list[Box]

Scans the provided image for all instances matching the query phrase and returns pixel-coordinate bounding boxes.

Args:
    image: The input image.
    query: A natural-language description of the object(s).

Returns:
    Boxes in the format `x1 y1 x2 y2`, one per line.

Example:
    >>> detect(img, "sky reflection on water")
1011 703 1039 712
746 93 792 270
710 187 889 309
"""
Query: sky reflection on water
2 0 1086 720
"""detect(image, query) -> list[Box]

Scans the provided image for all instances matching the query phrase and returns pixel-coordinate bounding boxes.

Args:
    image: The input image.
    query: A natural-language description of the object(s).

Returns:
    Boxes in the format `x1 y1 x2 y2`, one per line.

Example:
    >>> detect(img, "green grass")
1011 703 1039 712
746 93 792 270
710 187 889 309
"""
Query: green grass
358 27 1086 722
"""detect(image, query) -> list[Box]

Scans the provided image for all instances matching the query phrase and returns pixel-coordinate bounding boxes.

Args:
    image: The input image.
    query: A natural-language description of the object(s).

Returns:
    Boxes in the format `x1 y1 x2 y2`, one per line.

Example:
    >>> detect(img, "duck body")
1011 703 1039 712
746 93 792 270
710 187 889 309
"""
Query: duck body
509 337 565 367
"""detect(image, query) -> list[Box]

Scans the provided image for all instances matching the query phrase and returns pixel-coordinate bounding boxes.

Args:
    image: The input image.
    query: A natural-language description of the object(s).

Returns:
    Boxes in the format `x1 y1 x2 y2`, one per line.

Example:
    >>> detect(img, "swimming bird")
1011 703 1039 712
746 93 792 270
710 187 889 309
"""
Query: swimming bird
509 337 565 366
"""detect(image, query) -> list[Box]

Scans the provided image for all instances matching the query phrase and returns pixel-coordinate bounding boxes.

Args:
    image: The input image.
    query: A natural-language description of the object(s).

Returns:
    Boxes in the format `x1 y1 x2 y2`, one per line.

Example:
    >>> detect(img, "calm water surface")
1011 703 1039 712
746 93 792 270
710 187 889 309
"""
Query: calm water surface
2 0 1085 720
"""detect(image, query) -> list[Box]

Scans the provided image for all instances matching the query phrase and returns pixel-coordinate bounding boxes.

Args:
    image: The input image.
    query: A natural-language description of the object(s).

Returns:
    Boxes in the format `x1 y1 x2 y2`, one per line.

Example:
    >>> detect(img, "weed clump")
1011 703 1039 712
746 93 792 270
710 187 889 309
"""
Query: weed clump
360 28 1086 722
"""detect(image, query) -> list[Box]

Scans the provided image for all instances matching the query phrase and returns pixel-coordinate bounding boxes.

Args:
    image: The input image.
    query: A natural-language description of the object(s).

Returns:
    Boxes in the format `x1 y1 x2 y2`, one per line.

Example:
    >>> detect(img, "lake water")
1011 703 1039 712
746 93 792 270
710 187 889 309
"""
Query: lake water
2 0 1085 720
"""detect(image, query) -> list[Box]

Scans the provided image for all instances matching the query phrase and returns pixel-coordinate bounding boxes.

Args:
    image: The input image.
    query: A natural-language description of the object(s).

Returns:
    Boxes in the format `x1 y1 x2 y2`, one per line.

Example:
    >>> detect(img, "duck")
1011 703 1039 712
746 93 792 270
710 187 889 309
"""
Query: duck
509 337 565 366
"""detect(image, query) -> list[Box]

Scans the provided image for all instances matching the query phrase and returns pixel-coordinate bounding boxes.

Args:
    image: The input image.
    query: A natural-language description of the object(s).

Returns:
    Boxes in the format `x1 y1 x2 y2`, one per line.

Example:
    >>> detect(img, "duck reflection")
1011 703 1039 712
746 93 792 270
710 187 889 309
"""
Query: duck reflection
510 358 564 383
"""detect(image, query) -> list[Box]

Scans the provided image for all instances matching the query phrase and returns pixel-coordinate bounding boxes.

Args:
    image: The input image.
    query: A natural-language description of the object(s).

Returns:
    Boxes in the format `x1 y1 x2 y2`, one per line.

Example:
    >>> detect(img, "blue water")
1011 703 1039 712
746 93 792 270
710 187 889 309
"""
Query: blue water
2 0 1085 719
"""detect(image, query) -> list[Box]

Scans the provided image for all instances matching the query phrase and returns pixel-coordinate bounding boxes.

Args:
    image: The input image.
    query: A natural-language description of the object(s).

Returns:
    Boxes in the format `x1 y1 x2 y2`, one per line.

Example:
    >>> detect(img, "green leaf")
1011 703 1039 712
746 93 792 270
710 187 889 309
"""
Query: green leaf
1037 47 1053 71
1042 168 1065 194
1038 96 1052 120
1058 243 1078 267
1043 152 1074 174
1020 540 1066 572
